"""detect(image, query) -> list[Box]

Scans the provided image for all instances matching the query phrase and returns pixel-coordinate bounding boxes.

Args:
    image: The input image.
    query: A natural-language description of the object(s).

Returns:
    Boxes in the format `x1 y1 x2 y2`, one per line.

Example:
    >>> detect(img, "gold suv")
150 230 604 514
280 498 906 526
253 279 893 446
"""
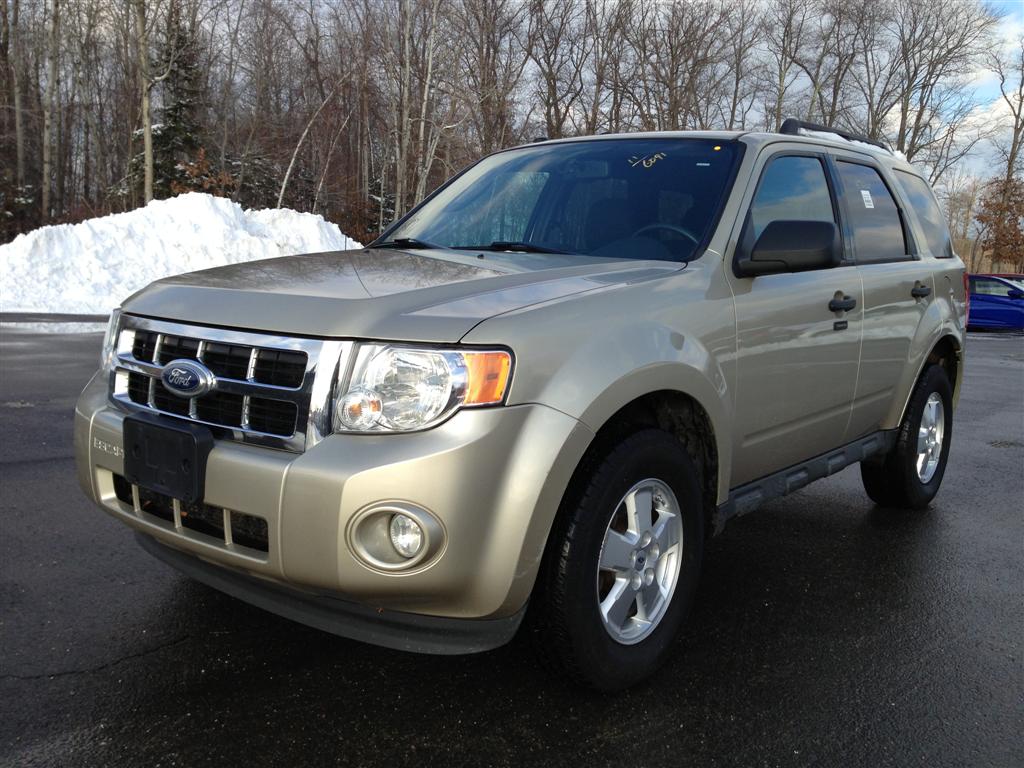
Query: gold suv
75 121 966 689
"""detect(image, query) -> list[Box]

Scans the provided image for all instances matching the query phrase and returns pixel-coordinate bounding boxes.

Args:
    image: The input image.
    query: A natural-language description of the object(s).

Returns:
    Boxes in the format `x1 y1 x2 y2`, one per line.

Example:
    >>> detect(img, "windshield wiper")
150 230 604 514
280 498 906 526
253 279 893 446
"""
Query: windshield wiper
368 237 444 250
452 241 569 254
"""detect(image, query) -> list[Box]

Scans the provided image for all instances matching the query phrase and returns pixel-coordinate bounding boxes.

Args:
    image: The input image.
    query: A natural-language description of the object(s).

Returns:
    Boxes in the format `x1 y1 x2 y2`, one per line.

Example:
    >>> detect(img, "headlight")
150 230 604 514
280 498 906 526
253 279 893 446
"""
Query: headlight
333 344 512 433
100 309 122 370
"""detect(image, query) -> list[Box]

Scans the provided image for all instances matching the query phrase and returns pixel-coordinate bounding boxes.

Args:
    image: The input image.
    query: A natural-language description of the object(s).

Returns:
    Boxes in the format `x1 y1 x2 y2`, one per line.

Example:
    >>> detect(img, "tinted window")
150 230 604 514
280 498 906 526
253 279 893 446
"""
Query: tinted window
387 139 741 262
749 156 835 240
894 171 952 257
836 162 907 263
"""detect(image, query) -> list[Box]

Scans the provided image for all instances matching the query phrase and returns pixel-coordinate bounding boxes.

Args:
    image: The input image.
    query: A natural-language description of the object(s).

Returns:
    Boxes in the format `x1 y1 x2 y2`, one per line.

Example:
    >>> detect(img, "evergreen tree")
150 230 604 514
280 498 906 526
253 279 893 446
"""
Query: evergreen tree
151 0 204 197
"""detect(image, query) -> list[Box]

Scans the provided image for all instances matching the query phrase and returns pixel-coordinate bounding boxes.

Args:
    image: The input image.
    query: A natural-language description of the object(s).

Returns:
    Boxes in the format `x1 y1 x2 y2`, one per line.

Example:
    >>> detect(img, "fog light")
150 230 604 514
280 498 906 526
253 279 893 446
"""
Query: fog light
389 513 424 559
348 503 443 571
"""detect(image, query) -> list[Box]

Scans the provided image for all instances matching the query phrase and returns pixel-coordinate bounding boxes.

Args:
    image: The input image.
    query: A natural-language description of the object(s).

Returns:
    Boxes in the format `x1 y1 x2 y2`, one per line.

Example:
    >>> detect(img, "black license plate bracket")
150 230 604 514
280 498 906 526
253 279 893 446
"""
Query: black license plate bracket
123 414 214 504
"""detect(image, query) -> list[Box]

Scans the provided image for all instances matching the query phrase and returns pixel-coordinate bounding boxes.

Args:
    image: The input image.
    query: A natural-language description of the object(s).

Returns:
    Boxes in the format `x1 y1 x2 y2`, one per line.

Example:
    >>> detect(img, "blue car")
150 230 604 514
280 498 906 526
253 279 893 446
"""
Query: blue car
968 274 1024 330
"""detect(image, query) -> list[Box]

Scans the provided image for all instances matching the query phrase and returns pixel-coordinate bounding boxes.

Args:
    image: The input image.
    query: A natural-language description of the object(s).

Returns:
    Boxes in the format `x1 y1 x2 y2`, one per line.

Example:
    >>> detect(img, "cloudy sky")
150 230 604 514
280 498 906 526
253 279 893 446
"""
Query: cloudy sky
975 0 1024 102
961 0 1024 176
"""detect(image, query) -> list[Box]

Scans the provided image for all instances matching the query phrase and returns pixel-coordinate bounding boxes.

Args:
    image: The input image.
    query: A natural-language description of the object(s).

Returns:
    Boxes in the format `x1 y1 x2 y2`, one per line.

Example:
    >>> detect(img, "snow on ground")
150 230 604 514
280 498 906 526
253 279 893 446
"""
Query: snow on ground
0 192 361 317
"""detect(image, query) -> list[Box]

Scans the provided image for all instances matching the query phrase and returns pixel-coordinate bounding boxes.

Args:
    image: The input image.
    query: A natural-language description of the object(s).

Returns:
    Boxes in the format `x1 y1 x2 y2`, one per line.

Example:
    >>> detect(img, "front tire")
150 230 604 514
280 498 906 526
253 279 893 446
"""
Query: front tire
861 364 953 509
529 429 704 690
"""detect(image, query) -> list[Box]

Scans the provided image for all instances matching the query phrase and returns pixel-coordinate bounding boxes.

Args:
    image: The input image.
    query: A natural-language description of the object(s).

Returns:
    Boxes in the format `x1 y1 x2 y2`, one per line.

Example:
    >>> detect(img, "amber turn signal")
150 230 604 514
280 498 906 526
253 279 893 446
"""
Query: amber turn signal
463 351 512 405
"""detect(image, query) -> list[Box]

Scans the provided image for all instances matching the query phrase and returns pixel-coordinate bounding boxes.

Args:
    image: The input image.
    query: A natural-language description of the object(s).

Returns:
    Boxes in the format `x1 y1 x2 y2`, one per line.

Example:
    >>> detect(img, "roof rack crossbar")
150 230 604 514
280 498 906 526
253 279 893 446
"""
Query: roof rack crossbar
779 118 891 153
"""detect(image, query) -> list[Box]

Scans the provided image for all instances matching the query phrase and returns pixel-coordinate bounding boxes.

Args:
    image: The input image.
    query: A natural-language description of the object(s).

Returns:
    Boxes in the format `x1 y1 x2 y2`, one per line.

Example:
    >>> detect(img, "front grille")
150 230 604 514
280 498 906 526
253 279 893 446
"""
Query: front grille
110 316 348 452
113 474 269 553
202 342 251 380
248 397 298 435
253 349 307 388
130 329 305 437
157 334 200 363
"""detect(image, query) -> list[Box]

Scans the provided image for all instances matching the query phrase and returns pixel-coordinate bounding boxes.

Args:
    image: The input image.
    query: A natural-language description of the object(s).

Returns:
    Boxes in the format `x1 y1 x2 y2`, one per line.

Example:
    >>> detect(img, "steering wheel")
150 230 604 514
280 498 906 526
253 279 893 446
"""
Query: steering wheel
631 222 701 245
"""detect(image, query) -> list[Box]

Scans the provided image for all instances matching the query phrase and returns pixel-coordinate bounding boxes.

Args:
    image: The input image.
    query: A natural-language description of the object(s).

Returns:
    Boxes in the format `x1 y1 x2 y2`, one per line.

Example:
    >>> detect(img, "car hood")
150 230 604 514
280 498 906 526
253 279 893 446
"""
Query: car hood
121 247 682 342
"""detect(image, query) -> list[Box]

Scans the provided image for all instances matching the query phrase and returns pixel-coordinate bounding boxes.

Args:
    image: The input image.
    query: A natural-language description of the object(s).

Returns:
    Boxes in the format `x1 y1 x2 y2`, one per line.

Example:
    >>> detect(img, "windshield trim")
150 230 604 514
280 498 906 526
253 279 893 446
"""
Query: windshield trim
372 137 747 264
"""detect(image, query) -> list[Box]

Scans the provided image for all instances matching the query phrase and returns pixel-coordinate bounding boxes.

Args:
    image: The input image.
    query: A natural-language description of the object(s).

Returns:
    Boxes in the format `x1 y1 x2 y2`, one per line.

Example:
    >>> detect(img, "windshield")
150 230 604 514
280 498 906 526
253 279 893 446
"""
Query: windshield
382 139 741 262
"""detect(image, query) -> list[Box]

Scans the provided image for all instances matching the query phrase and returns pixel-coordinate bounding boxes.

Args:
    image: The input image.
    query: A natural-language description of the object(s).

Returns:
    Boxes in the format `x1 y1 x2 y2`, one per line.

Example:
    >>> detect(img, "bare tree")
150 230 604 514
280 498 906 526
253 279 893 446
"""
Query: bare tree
763 0 811 131
990 36 1024 186
0 0 1011 245
528 0 588 139
888 0 998 180
456 0 531 153
720 0 763 130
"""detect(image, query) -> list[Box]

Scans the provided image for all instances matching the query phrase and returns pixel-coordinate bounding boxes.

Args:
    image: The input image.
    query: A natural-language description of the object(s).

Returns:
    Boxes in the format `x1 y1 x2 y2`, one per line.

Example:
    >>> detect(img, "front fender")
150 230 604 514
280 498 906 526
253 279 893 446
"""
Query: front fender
462 273 735 504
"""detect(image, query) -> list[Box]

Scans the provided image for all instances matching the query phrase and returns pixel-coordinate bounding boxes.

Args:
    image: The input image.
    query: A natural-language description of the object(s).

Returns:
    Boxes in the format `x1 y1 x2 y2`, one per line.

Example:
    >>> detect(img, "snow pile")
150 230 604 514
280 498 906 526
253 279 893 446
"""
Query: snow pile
0 192 361 315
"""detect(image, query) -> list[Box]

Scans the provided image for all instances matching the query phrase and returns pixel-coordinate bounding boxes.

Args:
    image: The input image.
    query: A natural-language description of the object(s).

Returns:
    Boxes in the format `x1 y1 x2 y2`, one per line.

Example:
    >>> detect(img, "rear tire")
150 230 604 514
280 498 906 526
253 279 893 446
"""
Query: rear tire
861 364 953 509
528 429 704 690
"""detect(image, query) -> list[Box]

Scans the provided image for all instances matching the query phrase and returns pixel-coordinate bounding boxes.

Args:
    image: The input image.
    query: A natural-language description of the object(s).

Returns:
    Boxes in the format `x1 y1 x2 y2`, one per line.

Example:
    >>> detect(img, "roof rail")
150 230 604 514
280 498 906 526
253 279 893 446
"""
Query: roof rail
779 118 891 153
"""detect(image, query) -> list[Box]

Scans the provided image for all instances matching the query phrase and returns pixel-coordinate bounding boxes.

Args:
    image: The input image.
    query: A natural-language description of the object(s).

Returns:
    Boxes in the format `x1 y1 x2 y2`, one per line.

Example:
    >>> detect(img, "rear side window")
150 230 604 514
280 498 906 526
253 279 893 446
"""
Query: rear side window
835 162 908 263
749 155 835 240
894 171 953 258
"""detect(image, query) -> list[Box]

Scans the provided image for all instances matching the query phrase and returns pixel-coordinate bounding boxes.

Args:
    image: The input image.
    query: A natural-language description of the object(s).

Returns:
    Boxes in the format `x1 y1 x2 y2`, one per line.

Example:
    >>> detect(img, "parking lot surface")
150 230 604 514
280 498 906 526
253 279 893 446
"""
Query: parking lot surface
1 329 1021 768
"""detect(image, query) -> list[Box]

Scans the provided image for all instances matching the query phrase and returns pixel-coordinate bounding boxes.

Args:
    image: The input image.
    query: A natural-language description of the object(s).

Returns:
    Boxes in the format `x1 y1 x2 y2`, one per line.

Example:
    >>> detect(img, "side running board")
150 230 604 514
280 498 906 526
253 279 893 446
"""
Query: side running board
713 430 897 534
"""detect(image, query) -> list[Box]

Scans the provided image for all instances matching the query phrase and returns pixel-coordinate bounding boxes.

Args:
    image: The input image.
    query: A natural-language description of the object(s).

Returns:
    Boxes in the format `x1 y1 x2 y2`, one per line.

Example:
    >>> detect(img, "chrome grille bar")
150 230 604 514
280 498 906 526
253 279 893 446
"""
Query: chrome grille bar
109 314 351 452
147 333 163 408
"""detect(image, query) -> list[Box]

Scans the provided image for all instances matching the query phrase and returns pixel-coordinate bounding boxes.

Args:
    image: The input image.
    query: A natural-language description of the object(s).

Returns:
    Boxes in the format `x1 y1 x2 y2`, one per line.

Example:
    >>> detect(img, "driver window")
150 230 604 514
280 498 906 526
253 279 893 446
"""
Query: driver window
750 156 835 240
971 278 1014 297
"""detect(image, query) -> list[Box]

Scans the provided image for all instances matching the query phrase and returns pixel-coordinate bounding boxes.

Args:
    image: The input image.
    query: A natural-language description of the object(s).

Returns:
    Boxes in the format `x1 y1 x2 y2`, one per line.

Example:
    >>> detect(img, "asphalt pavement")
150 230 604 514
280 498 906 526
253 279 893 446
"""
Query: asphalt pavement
1 328 1021 768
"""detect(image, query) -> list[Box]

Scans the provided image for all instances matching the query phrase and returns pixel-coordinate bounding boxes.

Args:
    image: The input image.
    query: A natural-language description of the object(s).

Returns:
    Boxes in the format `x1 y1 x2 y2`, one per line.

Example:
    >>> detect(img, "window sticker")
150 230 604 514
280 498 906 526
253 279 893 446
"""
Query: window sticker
627 152 667 169
860 189 874 209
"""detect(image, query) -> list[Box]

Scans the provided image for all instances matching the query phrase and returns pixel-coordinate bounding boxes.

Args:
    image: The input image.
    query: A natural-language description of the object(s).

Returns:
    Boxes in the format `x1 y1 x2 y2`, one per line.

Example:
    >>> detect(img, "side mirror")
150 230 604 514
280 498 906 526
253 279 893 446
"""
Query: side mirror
1008 288 1024 300
735 220 841 278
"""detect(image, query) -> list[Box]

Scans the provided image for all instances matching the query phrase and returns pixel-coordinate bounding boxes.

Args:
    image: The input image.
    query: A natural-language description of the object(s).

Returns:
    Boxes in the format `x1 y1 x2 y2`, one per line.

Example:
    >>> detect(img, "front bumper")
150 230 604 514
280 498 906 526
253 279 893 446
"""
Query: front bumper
75 370 593 633
136 533 525 653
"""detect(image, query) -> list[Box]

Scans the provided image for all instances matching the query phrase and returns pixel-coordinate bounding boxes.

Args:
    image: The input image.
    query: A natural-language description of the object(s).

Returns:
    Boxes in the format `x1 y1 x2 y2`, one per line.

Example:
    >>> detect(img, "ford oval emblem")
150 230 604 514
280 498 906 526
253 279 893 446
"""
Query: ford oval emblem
161 359 215 398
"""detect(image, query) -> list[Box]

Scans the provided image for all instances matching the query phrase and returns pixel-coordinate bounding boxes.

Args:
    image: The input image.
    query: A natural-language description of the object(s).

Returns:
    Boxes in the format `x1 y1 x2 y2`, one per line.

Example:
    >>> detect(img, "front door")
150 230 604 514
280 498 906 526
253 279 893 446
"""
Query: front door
727 152 863 486
969 276 1024 330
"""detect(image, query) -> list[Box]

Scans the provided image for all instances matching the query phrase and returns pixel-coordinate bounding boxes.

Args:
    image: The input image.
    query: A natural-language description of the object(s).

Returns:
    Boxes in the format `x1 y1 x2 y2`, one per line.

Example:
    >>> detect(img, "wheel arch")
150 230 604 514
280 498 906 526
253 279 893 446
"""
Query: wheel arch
894 333 964 428
574 363 731 504
566 385 725 541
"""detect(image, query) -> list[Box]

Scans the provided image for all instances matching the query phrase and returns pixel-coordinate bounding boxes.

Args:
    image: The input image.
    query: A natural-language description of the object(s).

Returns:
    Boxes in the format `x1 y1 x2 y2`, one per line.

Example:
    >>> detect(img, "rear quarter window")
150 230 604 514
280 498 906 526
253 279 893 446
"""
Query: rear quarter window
894 171 953 258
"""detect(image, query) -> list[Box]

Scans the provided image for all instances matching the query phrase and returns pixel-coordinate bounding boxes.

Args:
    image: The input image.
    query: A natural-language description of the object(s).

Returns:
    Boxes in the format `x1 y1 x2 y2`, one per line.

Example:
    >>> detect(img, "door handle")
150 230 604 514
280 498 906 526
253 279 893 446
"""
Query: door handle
911 283 931 298
829 295 857 313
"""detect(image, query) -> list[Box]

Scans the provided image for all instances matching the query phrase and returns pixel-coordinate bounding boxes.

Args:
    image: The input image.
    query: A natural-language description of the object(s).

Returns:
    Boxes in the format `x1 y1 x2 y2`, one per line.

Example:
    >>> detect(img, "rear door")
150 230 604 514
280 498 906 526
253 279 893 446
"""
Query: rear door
834 159 930 440
726 150 863 486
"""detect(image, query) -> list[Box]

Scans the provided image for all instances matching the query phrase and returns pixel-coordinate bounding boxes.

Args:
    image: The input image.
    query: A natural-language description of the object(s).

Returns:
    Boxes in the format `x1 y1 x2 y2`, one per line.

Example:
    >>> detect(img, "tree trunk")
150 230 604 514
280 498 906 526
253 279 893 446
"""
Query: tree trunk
413 0 440 206
9 0 24 187
133 0 153 204
277 87 336 208
393 0 412 220
40 0 60 219
56 74 65 214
